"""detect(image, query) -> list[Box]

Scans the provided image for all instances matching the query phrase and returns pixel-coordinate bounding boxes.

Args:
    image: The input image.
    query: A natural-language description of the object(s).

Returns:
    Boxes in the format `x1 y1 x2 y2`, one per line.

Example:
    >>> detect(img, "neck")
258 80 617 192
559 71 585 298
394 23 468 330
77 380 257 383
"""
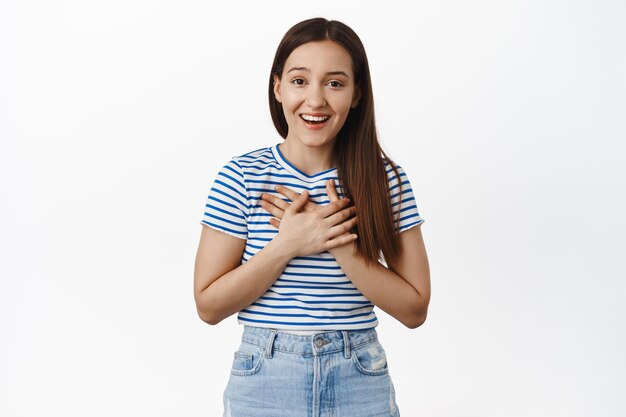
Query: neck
279 140 336 176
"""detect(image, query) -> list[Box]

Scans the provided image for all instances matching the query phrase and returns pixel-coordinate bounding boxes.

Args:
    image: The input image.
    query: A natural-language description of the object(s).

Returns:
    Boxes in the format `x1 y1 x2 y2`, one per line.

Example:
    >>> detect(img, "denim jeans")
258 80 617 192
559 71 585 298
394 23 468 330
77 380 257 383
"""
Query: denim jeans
222 325 400 417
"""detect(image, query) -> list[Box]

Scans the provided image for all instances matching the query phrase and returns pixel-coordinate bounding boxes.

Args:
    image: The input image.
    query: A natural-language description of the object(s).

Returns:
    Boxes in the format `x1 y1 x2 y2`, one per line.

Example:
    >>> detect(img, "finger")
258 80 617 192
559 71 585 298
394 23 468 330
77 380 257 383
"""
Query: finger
326 179 340 203
274 185 318 213
268 217 281 229
328 216 358 239
324 232 358 251
319 197 351 219
288 189 309 212
324 205 357 226
274 185 302 202
274 185 319 212
260 198 286 219
261 192 290 212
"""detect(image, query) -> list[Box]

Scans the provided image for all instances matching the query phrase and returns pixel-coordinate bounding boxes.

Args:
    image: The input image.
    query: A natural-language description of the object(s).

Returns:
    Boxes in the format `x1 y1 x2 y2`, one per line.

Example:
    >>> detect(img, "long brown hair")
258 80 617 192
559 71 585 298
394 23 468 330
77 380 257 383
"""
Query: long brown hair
268 17 405 268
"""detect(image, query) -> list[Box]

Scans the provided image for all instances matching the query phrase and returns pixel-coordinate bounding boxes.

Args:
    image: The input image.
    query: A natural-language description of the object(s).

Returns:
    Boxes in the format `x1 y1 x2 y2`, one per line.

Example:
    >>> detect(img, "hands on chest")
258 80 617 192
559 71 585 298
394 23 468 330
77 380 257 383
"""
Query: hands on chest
259 179 358 258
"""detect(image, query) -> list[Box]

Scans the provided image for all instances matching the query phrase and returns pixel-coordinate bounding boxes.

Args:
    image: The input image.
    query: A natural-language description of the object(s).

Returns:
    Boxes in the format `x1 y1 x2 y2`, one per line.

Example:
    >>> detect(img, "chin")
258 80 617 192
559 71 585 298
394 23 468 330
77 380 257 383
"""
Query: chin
299 136 336 148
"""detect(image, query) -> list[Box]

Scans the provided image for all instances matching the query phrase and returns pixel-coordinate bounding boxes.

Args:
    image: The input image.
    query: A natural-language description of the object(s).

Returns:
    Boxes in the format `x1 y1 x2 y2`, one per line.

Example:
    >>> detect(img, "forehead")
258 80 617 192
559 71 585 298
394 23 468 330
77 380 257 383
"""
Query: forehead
284 40 353 76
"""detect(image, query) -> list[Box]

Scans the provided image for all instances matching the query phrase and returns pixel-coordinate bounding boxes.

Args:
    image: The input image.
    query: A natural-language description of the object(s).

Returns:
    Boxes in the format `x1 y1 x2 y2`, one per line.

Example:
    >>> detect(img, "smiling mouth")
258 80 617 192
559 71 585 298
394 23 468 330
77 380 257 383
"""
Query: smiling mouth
300 114 331 125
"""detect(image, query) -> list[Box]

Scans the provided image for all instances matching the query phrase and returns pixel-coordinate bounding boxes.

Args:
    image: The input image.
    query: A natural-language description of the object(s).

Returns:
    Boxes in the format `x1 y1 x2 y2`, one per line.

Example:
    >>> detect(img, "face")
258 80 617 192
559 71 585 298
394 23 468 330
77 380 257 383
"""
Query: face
273 40 361 148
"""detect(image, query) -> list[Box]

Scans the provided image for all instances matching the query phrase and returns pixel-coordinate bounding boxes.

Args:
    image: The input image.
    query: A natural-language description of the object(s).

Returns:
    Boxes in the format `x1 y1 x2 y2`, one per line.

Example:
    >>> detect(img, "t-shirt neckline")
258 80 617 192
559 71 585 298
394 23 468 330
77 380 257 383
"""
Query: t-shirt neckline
271 143 337 183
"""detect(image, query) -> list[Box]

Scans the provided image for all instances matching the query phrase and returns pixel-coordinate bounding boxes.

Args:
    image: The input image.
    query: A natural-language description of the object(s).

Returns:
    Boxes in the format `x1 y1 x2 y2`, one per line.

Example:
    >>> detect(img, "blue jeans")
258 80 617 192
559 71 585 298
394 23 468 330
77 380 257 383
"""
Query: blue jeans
223 325 400 417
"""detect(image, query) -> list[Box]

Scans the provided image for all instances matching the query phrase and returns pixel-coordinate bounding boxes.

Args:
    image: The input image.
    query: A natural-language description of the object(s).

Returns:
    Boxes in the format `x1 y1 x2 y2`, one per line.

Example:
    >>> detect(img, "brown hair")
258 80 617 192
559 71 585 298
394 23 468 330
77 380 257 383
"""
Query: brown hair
268 17 405 267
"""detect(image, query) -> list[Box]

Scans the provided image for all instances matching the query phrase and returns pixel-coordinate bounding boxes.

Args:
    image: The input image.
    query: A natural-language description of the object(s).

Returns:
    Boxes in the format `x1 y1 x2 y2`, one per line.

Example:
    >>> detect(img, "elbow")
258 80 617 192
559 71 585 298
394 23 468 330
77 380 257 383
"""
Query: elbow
197 308 214 325
197 308 221 326
405 288 430 329
195 294 223 325
195 287 222 325
405 309 428 329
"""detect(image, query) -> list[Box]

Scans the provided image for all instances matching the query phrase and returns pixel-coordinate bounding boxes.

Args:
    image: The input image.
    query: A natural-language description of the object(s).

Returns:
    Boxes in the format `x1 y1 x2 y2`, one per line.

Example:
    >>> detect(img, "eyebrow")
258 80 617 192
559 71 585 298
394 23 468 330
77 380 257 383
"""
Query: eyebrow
286 67 350 78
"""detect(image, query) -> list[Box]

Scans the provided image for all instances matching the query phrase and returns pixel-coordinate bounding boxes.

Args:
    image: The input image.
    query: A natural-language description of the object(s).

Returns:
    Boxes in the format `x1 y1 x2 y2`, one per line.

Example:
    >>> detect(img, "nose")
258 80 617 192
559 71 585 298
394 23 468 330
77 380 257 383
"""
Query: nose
305 84 327 108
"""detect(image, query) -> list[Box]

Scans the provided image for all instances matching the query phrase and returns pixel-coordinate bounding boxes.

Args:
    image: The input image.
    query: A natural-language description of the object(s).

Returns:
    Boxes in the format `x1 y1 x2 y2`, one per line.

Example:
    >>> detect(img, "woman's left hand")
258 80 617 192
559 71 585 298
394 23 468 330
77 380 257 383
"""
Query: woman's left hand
260 179 357 246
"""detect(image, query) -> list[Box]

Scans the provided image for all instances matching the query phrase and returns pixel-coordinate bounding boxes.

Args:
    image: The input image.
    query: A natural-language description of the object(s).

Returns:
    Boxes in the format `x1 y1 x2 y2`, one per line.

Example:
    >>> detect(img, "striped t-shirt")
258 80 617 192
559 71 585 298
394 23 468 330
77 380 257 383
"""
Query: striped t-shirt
199 142 425 331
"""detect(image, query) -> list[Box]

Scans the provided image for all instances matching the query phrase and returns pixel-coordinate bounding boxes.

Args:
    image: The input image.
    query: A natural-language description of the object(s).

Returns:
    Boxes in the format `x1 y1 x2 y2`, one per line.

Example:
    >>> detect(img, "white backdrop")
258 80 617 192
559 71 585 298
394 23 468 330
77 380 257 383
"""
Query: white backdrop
1 1 625 416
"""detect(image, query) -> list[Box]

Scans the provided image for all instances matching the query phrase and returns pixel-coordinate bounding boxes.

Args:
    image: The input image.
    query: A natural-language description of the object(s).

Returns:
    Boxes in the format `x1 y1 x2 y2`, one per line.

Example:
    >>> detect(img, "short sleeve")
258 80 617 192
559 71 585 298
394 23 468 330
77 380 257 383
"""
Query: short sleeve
199 158 249 240
386 162 425 233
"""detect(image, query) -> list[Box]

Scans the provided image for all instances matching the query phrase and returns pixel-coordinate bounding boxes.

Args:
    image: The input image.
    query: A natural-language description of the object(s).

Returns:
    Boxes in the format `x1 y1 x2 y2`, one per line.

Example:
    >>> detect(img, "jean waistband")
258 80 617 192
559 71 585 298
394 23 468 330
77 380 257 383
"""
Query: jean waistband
241 325 380 359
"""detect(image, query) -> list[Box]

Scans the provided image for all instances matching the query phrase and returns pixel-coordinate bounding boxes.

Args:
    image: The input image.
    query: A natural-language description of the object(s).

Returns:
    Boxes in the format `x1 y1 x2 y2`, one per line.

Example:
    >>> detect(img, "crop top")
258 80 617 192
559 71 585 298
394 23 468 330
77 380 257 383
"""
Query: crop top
199 142 425 331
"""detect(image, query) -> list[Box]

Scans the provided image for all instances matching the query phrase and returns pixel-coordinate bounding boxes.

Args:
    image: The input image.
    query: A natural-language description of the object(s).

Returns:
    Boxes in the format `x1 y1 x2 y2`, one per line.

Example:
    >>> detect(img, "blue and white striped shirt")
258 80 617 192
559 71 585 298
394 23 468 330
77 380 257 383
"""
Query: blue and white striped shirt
199 143 425 331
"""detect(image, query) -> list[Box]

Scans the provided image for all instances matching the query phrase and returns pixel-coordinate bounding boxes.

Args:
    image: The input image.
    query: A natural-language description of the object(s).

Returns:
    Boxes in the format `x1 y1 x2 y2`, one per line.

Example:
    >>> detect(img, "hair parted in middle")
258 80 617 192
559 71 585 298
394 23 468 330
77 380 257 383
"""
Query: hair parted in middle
268 17 407 267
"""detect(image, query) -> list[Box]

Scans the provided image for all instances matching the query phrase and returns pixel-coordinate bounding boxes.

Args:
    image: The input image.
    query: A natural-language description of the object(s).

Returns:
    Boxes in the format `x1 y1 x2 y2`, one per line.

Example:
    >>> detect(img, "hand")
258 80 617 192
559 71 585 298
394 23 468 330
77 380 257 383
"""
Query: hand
260 179 358 257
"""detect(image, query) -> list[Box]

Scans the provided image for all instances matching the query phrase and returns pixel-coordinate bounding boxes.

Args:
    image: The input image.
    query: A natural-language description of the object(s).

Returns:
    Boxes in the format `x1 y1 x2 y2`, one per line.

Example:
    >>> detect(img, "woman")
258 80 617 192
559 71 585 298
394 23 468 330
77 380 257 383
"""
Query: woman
194 17 430 417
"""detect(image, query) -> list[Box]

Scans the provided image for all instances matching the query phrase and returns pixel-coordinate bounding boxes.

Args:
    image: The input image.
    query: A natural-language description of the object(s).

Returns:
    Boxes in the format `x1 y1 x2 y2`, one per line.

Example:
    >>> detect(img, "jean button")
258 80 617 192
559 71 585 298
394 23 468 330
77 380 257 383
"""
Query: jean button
314 338 329 348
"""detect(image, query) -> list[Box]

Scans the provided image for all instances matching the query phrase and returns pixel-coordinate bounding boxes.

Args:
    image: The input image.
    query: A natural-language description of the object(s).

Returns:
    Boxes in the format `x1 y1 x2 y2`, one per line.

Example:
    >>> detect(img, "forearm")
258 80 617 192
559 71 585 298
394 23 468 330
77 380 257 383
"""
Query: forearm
198 237 295 324
330 243 426 329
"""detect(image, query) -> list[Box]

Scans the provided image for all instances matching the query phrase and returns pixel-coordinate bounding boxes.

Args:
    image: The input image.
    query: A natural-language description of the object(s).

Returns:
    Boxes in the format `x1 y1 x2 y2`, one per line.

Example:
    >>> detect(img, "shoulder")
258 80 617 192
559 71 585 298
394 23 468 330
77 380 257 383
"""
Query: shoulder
228 144 279 178
382 158 407 182
232 145 273 165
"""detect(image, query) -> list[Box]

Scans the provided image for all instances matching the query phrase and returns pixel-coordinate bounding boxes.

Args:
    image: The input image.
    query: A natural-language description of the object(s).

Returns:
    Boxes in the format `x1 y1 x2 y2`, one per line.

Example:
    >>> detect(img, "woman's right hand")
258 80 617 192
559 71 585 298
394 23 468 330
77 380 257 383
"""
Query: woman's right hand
261 188 358 258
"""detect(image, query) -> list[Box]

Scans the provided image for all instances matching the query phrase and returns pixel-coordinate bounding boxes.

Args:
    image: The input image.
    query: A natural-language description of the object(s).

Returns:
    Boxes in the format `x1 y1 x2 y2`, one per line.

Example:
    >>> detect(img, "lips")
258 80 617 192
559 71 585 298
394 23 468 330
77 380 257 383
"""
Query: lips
300 113 330 117
299 113 330 130
300 114 331 124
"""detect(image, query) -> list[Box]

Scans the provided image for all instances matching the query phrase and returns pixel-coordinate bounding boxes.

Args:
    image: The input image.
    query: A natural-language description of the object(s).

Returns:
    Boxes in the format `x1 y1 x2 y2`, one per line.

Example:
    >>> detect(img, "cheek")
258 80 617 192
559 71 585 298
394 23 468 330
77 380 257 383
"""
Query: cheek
330 94 355 114
280 90 302 112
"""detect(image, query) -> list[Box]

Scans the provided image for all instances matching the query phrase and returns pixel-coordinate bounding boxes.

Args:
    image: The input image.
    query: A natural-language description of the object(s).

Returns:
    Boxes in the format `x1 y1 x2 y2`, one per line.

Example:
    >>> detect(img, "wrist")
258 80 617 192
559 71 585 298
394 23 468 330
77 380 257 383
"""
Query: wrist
268 234 299 261
329 240 356 258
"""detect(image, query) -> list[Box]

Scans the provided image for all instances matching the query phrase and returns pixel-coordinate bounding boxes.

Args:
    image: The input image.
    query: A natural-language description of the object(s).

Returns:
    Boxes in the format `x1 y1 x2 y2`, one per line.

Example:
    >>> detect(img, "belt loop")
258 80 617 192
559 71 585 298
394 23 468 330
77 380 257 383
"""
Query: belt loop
265 329 277 359
342 330 351 359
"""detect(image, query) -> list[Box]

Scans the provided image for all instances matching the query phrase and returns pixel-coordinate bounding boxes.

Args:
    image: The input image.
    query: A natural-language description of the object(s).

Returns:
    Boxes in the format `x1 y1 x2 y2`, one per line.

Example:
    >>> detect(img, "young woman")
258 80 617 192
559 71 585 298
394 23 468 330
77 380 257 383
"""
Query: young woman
194 17 430 417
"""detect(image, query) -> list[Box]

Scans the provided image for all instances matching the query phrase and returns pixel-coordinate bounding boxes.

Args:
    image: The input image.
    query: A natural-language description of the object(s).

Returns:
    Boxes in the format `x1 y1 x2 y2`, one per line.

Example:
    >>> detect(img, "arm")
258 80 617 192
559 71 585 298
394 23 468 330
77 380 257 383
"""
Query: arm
329 224 431 329
193 225 296 325
260 182 431 329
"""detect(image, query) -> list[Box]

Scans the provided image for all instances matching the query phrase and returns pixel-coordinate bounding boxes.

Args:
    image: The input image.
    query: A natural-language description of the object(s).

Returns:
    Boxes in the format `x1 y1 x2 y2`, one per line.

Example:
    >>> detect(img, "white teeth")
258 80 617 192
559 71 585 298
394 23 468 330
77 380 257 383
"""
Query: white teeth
301 114 329 122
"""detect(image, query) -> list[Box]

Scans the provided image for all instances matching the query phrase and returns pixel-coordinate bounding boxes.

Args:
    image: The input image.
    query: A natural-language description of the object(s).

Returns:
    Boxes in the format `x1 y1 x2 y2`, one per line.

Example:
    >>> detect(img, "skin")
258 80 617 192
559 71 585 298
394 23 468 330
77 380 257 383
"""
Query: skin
194 39 430 328
260 182 431 329
273 39 361 175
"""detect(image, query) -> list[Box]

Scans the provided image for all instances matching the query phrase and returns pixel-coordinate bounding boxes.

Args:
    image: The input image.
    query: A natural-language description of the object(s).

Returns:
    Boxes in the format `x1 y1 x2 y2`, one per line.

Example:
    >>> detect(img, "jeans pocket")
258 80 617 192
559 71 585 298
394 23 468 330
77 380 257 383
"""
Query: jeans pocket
230 342 265 376
351 339 389 376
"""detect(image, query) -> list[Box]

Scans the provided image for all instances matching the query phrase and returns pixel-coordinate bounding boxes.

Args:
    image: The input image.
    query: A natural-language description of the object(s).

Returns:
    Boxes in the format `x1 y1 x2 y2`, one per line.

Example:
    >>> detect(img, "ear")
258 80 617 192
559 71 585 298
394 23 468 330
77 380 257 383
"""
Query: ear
351 82 361 108
273 74 282 103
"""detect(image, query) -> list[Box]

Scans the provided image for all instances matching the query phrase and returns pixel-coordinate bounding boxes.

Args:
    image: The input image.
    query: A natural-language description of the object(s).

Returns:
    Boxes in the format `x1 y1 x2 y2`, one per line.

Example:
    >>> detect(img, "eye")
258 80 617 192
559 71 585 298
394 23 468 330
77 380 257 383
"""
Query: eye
328 80 344 88
291 78 306 86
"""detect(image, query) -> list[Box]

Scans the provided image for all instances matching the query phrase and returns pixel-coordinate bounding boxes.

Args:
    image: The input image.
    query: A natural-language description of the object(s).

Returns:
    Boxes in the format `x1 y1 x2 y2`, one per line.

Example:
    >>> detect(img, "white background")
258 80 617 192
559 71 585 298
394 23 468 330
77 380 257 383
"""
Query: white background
1 1 625 416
